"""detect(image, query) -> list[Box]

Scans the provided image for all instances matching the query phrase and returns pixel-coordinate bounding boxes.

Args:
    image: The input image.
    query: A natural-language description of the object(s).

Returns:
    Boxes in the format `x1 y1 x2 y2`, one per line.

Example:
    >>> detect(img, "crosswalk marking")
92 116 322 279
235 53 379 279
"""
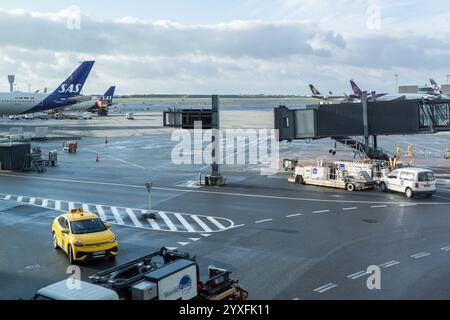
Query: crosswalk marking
159 211 178 232
96 205 107 221
0 193 234 233
175 213 196 232
207 217 227 230
110 207 125 225
126 208 143 227
82 204 90 212
192 215 213 232
141 210 161 230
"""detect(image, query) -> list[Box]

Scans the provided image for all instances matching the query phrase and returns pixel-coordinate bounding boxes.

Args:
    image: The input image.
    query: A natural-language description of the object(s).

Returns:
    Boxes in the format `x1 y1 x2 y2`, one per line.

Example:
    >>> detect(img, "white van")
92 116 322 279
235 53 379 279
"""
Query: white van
379 168 436 198
126 112 134 120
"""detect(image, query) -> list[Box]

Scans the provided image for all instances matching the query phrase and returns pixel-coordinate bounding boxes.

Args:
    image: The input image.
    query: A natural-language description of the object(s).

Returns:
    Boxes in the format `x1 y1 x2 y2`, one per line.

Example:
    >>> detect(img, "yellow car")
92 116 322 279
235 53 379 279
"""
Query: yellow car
52 209 118 264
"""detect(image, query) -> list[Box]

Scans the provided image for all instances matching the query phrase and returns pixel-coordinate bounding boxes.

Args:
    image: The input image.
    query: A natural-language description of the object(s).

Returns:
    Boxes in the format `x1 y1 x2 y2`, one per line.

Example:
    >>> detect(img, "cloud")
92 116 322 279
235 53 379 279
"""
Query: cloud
0 6 448 94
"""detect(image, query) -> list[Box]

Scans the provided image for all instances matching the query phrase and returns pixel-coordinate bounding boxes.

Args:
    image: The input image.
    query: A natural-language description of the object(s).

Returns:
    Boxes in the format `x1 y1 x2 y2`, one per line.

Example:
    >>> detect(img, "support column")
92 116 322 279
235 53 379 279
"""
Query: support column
362 91 370 155
205 95 225 186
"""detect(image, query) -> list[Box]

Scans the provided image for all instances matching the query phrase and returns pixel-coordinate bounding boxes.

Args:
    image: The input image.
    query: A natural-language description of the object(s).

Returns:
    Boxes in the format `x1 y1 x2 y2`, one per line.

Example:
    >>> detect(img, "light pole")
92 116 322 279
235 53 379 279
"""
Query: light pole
394 74 399 94
145 182 152 212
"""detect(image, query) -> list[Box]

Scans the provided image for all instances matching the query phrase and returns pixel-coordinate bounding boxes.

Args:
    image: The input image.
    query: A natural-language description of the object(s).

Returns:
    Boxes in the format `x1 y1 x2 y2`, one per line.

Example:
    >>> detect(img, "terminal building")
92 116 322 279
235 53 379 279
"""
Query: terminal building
399 84 450 95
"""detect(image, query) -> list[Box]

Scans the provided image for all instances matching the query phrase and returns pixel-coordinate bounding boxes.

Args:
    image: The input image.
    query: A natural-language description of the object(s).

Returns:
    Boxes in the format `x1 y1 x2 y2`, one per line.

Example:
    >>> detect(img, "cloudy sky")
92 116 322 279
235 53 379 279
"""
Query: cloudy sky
0 0 449 95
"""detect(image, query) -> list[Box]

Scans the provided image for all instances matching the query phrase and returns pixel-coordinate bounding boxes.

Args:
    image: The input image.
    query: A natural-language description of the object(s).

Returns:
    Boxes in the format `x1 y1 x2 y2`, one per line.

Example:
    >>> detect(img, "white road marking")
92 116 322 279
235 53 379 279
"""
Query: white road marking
166 247 178 251
4 195 11 200
347 271 368 280
313 210 331 214
174 213 196 233
399 204 417 207
3 173 450 205
411 252 431 259
314 283 337 293
189 238 200 242
96 205 107 221
192 215 213 233
342 207 358 211
177 242 190 246
201 233 211 237
82 203 90 213
110 207 125 225
207 216 227 230
0 192 235 233
379 261 400 268
286 213 303 218
126 208 143 227
371 205 387 208
434 195 450 201
440 246 450 251
254 218 273 224
147 219 161 230
158 211 178 232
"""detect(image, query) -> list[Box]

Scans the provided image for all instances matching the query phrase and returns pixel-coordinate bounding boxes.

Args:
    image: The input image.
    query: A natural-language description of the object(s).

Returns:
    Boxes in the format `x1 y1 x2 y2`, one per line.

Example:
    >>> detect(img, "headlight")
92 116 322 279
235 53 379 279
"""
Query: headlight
73 242 87 247
107 237 117 243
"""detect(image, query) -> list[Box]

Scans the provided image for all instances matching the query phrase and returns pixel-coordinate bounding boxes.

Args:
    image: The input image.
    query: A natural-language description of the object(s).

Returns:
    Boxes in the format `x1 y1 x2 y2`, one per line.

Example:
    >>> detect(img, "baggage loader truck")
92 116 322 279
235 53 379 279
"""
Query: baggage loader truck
289 160 378 192
33 247 248 301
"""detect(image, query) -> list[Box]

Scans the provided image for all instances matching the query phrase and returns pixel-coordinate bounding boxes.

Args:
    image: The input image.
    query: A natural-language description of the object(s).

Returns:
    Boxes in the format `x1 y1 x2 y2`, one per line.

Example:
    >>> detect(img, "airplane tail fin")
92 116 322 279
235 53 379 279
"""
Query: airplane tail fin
100 86 116 106
350 79 362 96
309 84 321 95
49 61 95 99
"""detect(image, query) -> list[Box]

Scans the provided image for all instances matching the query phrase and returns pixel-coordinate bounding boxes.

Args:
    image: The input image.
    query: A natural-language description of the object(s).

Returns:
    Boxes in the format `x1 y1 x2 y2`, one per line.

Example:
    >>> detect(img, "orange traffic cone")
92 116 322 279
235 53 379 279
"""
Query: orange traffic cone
96 154 100 163
104 137 108 144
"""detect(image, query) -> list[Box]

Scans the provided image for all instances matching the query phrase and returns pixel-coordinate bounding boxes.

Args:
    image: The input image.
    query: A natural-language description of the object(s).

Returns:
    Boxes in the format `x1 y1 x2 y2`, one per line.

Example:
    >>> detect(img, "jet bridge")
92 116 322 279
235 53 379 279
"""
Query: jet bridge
275 99 450 159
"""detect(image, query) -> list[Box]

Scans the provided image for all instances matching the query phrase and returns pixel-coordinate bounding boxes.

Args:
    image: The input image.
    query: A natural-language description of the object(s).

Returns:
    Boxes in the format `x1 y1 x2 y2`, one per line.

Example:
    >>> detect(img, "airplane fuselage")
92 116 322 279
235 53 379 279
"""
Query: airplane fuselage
0 92 49 115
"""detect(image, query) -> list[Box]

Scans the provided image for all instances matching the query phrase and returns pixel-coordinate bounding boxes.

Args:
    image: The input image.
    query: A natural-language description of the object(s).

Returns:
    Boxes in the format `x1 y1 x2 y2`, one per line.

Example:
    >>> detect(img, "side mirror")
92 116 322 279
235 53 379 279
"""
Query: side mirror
104 223 111 229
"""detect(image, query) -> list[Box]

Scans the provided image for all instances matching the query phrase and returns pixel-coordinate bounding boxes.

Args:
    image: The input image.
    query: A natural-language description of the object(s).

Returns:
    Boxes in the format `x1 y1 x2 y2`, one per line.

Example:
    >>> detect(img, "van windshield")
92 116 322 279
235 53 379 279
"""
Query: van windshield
418 172 435 182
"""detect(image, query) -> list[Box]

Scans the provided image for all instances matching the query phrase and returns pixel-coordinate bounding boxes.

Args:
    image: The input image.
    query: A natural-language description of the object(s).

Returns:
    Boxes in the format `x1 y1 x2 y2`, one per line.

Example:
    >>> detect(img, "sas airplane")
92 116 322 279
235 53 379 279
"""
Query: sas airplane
64 86 116 112
0 61 95 115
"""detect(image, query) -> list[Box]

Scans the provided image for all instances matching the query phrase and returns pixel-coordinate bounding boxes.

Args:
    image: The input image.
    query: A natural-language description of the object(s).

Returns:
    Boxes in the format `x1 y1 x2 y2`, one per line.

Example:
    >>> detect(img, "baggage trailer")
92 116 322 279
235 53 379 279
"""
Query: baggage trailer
289 160 378 191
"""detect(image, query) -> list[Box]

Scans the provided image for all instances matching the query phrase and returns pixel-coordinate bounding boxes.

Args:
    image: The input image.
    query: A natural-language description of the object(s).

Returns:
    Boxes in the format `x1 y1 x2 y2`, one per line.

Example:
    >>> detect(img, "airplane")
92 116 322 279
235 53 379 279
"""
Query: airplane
0 61 95 115
63 86 116 112
430 79 450 99
349 80 388 100
309 84 356 103
349 79 434 101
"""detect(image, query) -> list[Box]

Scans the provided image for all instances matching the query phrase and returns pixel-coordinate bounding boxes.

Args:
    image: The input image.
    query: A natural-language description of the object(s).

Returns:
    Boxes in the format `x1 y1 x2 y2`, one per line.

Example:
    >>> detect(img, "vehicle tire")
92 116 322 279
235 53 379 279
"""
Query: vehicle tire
68 246 76 265
405 188 414 199
380 182 387 192
298 175 305 185
346 183 355 192
52 232 59 250
109 254 116 261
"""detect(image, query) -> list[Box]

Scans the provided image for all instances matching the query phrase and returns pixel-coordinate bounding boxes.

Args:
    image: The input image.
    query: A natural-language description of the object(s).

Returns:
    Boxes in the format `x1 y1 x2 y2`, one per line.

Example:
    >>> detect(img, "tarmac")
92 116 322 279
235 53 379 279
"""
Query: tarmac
1 109 450 300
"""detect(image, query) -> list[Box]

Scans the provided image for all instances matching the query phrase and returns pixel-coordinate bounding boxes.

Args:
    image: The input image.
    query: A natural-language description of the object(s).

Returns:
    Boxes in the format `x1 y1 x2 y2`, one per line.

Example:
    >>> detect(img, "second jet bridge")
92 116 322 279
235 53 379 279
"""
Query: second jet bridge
275 99 450 159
